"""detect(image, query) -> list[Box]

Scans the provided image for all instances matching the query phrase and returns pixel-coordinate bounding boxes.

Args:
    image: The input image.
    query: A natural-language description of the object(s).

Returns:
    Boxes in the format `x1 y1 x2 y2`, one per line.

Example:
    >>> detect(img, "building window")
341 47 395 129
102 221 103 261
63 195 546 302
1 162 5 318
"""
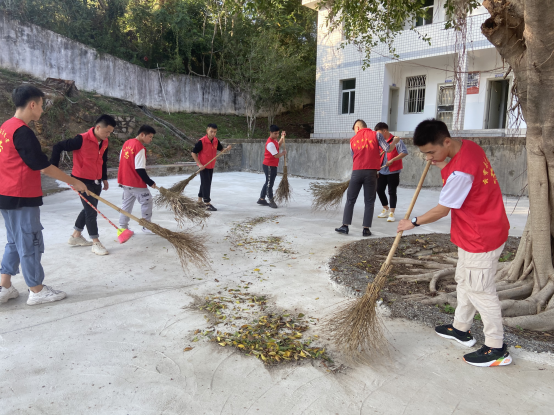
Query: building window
341 79 356 114
415 0 434 27
436 84 455 129
404 75 426 113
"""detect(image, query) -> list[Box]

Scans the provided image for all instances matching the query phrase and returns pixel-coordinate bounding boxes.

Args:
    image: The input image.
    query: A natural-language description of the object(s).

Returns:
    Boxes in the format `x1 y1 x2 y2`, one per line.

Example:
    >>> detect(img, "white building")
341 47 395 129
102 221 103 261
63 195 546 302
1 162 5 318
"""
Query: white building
302 0 525 138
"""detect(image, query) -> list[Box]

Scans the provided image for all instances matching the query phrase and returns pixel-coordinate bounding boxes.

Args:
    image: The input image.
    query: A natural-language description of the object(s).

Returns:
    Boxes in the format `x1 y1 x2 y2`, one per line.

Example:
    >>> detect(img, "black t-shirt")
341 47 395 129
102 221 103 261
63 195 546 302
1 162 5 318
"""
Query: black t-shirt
192 138 224 154
0 125 51 210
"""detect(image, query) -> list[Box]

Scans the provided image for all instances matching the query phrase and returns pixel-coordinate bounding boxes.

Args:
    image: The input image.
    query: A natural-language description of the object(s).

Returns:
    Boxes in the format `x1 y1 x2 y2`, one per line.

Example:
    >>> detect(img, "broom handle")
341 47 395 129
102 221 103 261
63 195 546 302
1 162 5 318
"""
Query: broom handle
195 148 229 174
87 191 142 224
71 187 119 231
383 160 432 266
283 136 287 168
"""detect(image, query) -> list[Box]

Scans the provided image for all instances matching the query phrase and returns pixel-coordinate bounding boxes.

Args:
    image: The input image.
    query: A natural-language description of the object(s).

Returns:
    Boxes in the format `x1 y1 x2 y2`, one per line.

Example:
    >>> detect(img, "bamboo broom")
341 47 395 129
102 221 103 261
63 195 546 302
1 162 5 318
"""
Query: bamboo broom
325 160 432 363
274 135 292 205
155 187 210 227
168 148 231 195
88 191 209 272
154 148 231 226
310 152 387 211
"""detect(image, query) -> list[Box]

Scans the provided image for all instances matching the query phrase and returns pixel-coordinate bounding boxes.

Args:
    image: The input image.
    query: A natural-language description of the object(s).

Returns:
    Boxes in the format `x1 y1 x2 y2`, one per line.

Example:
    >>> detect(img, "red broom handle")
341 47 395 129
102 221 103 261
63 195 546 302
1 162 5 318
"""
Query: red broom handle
71 186 119 231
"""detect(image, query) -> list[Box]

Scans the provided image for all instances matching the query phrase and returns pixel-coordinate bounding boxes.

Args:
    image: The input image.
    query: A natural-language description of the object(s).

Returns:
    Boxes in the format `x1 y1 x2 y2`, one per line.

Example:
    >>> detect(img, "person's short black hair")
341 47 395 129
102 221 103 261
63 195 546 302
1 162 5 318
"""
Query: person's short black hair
269 125 280 132
95 114 117 128
352 119 367 130
138 125 156 136
374 122 389 131
12 85 45 109
413 119 451 146
207 123 218 129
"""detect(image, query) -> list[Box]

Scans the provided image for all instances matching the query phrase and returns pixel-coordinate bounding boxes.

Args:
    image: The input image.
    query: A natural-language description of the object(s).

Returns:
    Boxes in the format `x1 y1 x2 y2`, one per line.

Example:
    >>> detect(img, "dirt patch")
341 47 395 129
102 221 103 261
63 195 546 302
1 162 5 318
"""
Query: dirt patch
329 233 554 353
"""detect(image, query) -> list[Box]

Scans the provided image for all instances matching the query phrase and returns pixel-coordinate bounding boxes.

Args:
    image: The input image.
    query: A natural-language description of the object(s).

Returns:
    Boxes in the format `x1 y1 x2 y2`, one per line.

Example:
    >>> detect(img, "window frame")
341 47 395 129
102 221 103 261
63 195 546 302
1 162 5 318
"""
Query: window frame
340 78 356 115
415 0 434 27
404 75 427 114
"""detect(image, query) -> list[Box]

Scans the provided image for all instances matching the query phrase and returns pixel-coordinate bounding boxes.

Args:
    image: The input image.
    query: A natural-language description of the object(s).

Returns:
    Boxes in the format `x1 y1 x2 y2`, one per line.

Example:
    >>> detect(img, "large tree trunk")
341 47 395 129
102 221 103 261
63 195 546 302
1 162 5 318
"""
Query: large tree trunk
479 0 554 330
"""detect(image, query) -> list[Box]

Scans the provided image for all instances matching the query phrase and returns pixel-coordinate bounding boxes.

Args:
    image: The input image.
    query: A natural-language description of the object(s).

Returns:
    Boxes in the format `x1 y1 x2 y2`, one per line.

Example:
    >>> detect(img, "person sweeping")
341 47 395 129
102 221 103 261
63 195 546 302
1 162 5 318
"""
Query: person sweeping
191 123 231 212
0 85 88 306
374 122 408 223
335 120 400 236
257 125 287 209
51 114 116 256
397 119 512 367
118 125 158 234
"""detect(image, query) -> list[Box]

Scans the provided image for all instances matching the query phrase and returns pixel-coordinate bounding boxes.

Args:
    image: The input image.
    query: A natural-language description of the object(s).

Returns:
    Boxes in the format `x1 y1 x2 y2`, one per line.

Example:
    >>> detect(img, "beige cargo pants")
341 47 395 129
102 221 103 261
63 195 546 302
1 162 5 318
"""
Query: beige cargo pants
453 244 505 348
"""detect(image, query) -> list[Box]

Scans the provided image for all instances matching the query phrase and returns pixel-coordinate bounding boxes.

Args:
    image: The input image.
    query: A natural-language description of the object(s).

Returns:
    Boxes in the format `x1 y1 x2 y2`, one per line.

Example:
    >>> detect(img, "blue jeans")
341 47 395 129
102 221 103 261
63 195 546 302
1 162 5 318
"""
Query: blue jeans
1 206 45 287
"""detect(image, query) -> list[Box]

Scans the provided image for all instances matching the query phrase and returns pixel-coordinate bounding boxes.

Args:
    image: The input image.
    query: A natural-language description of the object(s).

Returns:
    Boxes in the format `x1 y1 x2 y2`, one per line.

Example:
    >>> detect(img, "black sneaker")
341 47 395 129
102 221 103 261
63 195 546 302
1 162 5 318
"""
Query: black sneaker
363 228 371 237
268 199 278 209
257 199 269 206
205 204 218 212
335 225 349 234
463 344 512 367
435 324 476 347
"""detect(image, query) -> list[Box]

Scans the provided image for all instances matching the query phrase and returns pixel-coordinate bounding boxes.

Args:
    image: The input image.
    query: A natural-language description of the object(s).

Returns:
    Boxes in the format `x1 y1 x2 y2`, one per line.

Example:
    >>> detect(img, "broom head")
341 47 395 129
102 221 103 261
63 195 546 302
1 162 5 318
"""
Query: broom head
324 263 392 364
155 187 210 227
139 219 209 272
168 172 198 195
274 166 292 205
117 228 134 244
309 180 350 211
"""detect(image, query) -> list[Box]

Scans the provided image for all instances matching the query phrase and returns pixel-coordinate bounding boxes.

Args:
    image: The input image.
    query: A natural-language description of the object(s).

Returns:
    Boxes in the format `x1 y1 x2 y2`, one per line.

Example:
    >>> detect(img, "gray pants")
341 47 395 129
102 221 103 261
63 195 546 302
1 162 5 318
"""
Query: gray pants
119 186 153 228
342 169 378 228
1 207 45 287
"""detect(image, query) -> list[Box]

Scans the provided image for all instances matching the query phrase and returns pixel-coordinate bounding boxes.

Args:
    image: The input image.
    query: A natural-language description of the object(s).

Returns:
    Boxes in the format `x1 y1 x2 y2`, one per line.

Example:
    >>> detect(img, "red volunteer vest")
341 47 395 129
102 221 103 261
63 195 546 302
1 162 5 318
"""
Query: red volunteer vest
118 138 147 188
198 135 219 169
263 138 280 167
72 128 108 180
380 133 403 172
351 128 381 170
0 117 43 198
441 140 509 253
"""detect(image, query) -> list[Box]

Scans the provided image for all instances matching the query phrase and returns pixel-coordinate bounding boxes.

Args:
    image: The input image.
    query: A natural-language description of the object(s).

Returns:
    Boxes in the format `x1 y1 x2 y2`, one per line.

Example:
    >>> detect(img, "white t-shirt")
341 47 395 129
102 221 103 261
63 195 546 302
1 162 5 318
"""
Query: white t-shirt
439 171 474 209
119 148 147 169
266 142 278 156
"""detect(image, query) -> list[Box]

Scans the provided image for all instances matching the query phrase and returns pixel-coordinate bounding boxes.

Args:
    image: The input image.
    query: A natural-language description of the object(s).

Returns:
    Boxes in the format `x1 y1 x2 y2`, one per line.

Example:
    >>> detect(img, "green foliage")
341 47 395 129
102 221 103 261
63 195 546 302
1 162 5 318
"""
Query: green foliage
442 303 456 314
319 0 481 68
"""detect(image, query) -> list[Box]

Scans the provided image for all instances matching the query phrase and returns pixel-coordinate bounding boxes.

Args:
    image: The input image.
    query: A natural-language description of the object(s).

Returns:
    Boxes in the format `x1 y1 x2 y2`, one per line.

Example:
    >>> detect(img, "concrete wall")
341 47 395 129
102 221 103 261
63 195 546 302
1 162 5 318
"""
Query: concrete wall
229 137 528 196
0 13 246 115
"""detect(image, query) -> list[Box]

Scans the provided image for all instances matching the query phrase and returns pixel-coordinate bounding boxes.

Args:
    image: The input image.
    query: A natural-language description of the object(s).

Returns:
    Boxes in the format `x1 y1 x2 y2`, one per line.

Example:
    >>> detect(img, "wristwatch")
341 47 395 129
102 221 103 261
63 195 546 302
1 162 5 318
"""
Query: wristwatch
411 217 420 227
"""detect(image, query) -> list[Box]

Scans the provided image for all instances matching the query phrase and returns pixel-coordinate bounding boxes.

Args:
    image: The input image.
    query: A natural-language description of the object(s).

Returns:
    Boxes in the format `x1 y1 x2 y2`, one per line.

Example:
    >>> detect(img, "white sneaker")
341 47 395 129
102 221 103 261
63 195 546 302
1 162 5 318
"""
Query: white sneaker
68 235 93 246
387 212 396 222
27 285 66 306
0 285 19 303
378 208 390 218
92 242 109 256
142 227 155 235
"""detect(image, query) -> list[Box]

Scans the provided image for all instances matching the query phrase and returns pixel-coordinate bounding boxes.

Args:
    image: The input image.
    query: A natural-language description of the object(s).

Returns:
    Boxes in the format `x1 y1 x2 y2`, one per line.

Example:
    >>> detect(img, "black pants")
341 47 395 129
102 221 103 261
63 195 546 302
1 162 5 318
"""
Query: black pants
342 169 378 228
198 168 214 203
74 179 102 238
260 164 277 200
377 172 400 209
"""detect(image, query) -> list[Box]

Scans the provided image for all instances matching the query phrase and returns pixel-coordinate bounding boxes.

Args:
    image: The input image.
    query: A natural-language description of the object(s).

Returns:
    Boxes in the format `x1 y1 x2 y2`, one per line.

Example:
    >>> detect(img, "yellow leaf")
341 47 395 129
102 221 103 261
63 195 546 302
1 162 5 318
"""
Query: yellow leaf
261 354 267 361
254 268 260 271
315 297 319 300
238 344 245 349
183 347 194 352
515 345 522 348
218 342 226 346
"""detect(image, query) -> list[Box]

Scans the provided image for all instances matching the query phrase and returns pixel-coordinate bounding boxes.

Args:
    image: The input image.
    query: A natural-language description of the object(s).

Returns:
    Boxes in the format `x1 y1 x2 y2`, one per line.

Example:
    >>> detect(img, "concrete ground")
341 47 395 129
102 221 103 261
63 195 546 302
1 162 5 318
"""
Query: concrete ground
1 172 552 415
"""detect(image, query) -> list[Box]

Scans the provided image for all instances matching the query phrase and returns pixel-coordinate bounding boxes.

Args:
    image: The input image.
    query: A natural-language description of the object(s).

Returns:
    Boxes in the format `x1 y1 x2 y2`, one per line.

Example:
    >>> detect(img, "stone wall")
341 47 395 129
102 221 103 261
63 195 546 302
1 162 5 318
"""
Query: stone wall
0 13 246 115
112 116 136 140
227 137 528 196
